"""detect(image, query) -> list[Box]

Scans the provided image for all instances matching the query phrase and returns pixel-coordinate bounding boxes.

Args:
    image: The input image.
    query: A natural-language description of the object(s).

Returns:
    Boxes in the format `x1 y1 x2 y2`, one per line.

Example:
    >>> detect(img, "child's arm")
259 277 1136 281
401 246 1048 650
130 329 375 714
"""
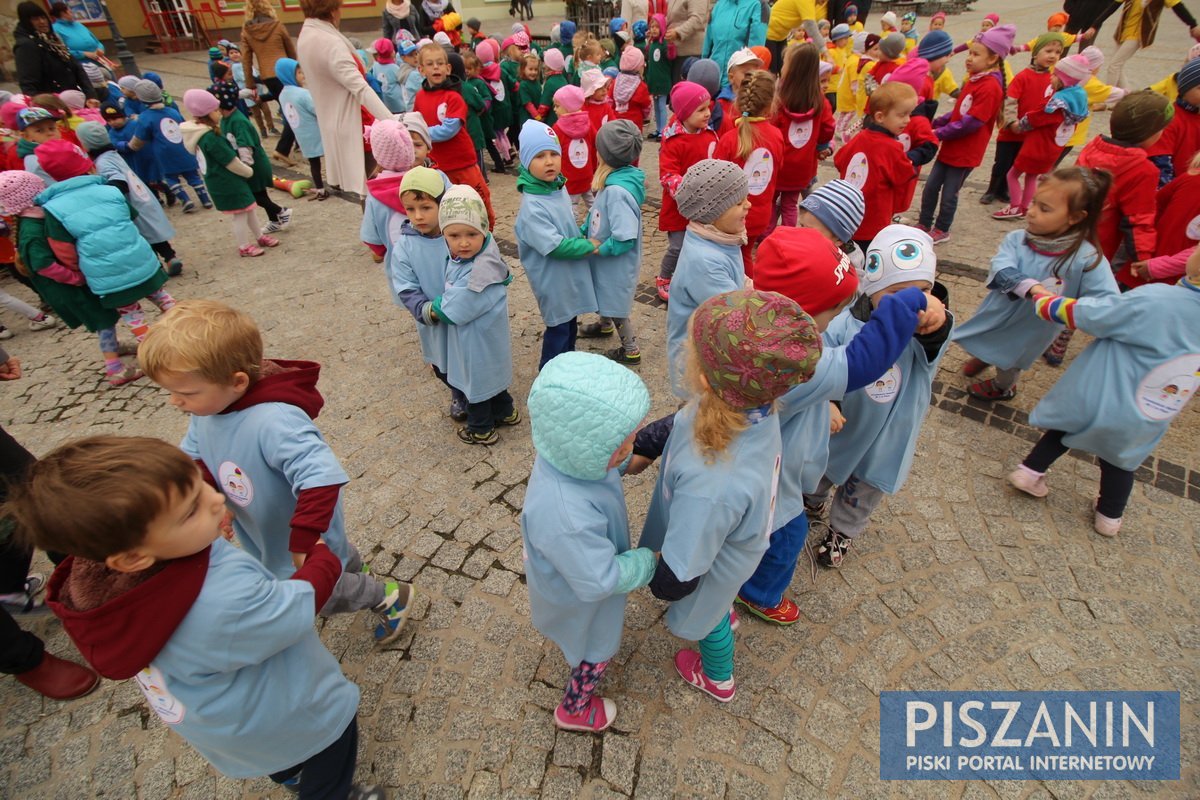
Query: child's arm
534 519 657 602
913 307 954 362
588 188 640 257
632 412 676 463
430 278 506 325
428 93 467 141
657 137 686 196
387 248 437 323
1014 106 1065 134
843 287 930 391
517 201 599 259
1138 246 1197 282
935 81 1000 141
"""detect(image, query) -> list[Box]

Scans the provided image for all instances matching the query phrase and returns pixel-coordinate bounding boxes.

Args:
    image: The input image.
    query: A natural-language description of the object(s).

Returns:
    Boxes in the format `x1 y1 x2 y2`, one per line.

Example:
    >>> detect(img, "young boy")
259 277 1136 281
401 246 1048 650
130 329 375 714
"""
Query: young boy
212 83 291 234
1148 57 1200 186
403 111 436 168
10 435 386 800
128 79 211 212
413 43 496 228
15 107 61 185
716 48 763 136
138 300 414 643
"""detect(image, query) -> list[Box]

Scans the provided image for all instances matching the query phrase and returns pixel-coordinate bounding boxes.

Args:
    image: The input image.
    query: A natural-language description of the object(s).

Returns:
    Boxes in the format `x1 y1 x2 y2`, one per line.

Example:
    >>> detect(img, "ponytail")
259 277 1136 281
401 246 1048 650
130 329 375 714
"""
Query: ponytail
734 69 776 160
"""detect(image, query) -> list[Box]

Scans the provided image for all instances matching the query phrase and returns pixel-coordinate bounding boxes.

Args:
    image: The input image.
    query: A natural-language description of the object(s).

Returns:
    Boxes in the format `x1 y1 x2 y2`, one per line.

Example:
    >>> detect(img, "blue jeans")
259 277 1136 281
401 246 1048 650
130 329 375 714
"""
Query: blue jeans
918 161 971 233
539 318 578 369
653 94 669 135
738 511 809 607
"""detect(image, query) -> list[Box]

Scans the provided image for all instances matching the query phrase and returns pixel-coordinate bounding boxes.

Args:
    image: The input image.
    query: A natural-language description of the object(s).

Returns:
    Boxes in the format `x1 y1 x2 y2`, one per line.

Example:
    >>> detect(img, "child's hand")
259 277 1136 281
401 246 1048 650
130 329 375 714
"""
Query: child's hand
0 357 21 381
292 552 306 569
818 146 832 160
1027 283 1051 299
916 293 946 334
219 508 235 540
829 402 845 434
623 454 652 475
588 238 601 253
1131 261 1150 279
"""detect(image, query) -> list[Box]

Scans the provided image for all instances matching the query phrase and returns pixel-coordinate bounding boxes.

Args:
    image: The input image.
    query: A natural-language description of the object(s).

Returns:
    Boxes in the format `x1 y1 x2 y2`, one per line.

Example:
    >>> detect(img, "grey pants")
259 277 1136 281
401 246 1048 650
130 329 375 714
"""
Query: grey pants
807 475 887 538
319 544 386 617
658 230 686 280
599 316 639 352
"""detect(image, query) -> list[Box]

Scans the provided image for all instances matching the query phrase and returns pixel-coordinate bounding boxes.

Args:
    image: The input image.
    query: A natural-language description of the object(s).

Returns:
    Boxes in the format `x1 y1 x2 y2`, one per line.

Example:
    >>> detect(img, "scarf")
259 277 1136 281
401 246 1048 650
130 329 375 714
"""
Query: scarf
1025 230 1081 256
1045 85 1089 124
688 220 747 246
422 0 450 19
613 72 640 112
26 25 73 66
386 0 411 18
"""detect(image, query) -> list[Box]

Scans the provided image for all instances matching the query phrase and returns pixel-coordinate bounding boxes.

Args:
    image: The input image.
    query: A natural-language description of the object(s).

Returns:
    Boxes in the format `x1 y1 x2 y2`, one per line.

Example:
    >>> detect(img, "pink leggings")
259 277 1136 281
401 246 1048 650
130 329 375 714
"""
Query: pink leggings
769 189 802 234
1006 168 1042 211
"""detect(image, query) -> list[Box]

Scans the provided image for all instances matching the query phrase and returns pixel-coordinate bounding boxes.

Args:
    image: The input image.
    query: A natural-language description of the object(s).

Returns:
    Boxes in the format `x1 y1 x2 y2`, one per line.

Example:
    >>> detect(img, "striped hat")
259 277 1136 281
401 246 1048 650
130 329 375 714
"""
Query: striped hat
800 179 866 244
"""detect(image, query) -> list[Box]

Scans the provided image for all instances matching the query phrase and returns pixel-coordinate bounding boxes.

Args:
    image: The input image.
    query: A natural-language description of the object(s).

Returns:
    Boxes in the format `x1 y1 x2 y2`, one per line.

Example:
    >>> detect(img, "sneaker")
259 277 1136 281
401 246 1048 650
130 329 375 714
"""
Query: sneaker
729 607 740 632
930 228 951 245
256 235 280 248
967 378 1016 402
166 258 183 277
991 205 1026 220
578 321 615 338
24 572 46 598
814 528 852 569
372 581 414 644
106 365 144 387
239 244 265 257
735 594 800 625
449 395 468 422
182 200 197 214
674 649 736 702
1093 510 1122 537
979 192 996 205
1008 465 1049 498
605 347 641 365
554 696 616 732
347 783 388 800
262 220 284 234
0 589 48 615
962 357 989 377
497 409 521 426
276 207 293 229
200 199 214 210
655 276 670 302
912 222 930 234
457 426 498 445
28 314 58 331
267 128 282 137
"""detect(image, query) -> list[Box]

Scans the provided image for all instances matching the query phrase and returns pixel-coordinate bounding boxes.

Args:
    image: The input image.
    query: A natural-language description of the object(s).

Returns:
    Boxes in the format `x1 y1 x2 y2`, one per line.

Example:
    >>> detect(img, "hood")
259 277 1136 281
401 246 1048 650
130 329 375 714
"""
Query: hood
604 165 645 205
224 358 325 418
367 170 408 212
1046 85 1089 123
46 547 210 680
516 166 566 195
276 57 300 87
179 119 210 154
36 174 105 205
777 105 817 123
555 110 592 139
480 62 501 82
243 19 284 44
651 14 668 42
1091 136 1153 176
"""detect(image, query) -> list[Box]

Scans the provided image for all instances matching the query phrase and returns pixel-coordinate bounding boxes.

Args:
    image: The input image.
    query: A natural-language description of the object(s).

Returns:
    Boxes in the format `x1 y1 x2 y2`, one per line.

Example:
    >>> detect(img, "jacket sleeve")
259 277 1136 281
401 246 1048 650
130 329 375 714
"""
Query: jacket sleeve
844 287 925 391
633 412 675 459
673 0 708 46
241 34 257 88
327 45 395 122
14 41 45 97
289 484 343 554
1146 246 1195 280
433 280 505 326
291 543 342 613
1124 167 1160 262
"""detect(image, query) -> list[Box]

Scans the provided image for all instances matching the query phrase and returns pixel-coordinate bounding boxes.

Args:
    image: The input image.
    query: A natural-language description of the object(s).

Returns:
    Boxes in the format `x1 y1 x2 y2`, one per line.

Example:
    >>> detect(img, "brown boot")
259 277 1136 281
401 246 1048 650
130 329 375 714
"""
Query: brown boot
16 653 101 700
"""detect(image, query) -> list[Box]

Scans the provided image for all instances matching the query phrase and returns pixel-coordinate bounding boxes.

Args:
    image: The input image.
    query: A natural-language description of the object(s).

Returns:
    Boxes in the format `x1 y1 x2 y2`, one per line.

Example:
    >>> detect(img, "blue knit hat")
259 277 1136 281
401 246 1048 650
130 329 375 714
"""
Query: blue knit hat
1178 56 1200 96
560 20 576 41
830 23 853 42
800 179 866 245
609 17 626 36
519 120 562 169
917 30 953 60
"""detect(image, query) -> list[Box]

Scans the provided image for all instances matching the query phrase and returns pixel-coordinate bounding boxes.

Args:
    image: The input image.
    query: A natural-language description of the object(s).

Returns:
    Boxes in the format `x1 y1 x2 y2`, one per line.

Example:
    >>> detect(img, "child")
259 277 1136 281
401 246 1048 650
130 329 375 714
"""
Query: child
31 94 83 141
75 121 183 278
852 34 880 125
129 80 211 212
414 43 496 228
9 436 387 799
582 69 616 131
886 58 941 211
655 82 717 302
462 52 507 176
207 44 228 81
861 32 906 99
573 36 605 81
398 39 424 111
514 120 600 368
827 24 854 103
771 43 834 232
879 11 899 34
900 12 918 54
582 121 644 365
953 167 1118 402
101 105 162 197
517 53 543 126
665 159 750 397
915 29 956 118
1009 249 1200 537
929 11 946 32
834 82 918 252
685 58 724 133
371 37 407 113
833 33 865 146
58 89 102 125
179 90 277 257
33 139 177 346
641 289 821 701
212 83 291 235
799 177 868 270
537 48 569 126
1063 47 1126 161
1148 58 1200 186
116 75 144 117
425 185 517 445
1148 46 1200 105
1132 151 1200 284
715 49 764 136
404 112 436 168
15 107 61 185
522 351 654 732
275 58 327 198
551 85 598 211
612 46 651 133
1018 12 1078 53
713 69 782 275
228 47 275 138
645 14 673 139
993 54 1091 220
361 119 415 263
475 40 513 162
918 25 1012 244
810 225 954 567
845 4 864 32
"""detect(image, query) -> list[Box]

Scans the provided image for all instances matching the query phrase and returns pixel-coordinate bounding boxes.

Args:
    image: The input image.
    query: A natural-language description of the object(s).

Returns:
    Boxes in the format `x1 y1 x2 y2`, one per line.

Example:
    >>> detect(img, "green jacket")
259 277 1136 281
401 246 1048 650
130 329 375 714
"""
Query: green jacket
220 110 273 193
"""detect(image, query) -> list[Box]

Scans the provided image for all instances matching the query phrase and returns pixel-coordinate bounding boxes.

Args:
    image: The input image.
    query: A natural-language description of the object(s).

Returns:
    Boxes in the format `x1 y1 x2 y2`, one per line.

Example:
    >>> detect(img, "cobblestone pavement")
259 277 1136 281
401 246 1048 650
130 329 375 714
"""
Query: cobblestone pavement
1 2 1197 797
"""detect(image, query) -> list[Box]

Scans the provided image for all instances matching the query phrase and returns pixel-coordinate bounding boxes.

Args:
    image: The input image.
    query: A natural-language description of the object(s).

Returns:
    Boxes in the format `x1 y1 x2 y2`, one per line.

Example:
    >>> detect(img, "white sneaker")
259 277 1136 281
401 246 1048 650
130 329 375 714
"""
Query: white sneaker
29 314 58 331
276 207 292 229
262 220 284 234
0 326 12 340
1093 510 1122 537
1008 465 1049 498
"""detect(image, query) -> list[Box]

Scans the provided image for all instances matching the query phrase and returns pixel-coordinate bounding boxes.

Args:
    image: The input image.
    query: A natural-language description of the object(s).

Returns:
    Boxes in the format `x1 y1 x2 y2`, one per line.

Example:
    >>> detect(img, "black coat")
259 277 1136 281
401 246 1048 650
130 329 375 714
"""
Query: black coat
12 26 94 99
381 8 419 41
414 2 455 39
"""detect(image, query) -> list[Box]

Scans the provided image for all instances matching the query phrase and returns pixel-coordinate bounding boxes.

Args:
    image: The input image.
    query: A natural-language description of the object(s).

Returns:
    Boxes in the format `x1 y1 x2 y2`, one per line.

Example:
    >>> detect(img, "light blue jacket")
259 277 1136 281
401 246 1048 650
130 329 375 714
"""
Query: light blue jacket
515 187 599 327
1031 282 1200 471
37 176 161 297
435 237 514 403
277 59 324 158
584 167 644 319
952 231 1117 370
388 222 450 370
666 229 745 398
639 404 783 641
52 19 103 60
702 0 768 87
142 538 358 778
93 150 175 245
370 61 407 113
775 346 848 522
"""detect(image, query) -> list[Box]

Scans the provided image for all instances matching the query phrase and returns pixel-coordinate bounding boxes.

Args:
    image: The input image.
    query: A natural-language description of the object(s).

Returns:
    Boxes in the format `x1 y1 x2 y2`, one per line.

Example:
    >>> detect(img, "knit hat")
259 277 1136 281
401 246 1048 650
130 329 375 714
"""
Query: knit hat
475 38 498 63
402 111 432 149
845 4 858 18
602 66 620 80
16 107 55 131
609 17 626 36
978 23 1016 57
830 23 852 42
1047 12 1069 28
852 32 868 54
560 20 576 41
75 121 111 152
1081 45 1105 72
864 33 882 52
819 60 833 78
984 13 1000 26
581 68 610 97
596 120 641 168
36 140 93 182
134 79 163 104
366 119 415 172
529 351 651 481
887 58 930 102
467 17 482 32
726 47 762 71
1031 32 1066 57
690 290 822 410
554 84 585 113
519 119 562 169
209 81 240 110
931 11 947 25
862 225 937 295
1110 89 1173 143
0 170 46 215
676 159 748 224
917 30 953 60
879 33 906 60
208 46 222 59
902 11 917 26
686 59 721 96
58 89 86 110
632 20 648 41
755 228 859 316
799 179 865 244
880 11 899 30
399 166 446 199
751 46 772 71
373 37 395 62
433 31 452 46
669 81 709 121
619 45 644 72
1178 56 1200 95
82 62 105 88
511 22 527 34
544 48 566 72
183 89 220 119
1055 54 1091 87
117 75 140 92
438 184 488 234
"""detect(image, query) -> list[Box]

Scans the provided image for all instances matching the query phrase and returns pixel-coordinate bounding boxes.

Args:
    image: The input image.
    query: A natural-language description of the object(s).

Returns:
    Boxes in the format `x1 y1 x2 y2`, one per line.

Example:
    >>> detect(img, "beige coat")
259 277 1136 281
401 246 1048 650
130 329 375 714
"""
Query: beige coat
296 17 394 197
666 0 710 58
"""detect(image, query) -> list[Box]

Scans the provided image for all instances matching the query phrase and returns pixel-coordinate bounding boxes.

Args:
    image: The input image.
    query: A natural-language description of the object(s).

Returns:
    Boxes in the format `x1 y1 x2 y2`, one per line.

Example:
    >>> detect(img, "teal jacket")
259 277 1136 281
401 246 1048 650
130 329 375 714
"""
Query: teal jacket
702 0 767 87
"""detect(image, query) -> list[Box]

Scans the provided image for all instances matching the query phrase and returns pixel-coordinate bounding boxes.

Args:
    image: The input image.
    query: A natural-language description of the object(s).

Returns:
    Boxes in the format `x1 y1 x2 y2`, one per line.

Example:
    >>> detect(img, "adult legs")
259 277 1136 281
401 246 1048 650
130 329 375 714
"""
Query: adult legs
1106 39 1142 90
264 77 295 157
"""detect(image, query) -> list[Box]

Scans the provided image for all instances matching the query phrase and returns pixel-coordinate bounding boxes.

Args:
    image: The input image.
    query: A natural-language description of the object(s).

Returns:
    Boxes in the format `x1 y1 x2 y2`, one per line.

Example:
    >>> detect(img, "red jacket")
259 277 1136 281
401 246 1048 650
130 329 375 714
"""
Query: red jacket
998 68 1053 143
771 98 834 191
553 111 597 196
1154 169 1200 260
1075 136 1158 284
585 98 616 132
1013 103 1075 175
714 119 785 237
613 79 651 128
834 123 916 242
716 96 735 138
658 121 718 231
898 114 938 209
1147 102 1200 178
414 82 476 171
936 71 1003 169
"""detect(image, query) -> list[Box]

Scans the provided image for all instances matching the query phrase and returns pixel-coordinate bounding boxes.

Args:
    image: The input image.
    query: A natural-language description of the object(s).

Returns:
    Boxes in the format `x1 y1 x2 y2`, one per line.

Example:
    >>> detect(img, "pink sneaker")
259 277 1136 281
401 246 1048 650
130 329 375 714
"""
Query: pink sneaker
106 365 143 387
1008 465 1049 498
729 607 740 631
655 276 670 302
991 206 1026 220
554 696 616 732
674 649 736 703
1093 510 1122 537
257 234 280 248
239 244 265 257
930 228 951 245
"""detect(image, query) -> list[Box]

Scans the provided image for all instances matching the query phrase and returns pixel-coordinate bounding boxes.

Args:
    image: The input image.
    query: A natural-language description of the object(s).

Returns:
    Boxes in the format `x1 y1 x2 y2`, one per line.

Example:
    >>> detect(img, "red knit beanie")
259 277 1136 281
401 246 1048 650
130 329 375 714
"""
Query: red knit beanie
754 227 859 316
36 140 93 182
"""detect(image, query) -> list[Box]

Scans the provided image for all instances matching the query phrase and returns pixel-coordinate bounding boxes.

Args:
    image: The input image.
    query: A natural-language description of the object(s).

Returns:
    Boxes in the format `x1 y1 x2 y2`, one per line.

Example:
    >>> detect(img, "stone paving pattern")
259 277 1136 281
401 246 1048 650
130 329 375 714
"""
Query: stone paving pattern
0 2 1197 797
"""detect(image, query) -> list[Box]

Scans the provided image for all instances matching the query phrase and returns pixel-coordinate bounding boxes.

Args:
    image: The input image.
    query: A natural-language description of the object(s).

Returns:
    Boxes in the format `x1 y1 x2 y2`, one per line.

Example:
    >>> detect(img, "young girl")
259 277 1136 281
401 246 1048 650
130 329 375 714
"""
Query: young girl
641 289 821 702
180 89 278 257
771 44 834 232
275 58 327 199
213 84 290 235
833 32 865 147
463 53 506 177
517 53 543 127
655 82 718 302
713 70 783 276
582 69 616 131
361 119 415 263
551 86 598 212
573 36 605 81
612 47 651 133
645 14 673 140
1010 248 1200 537
476 40 513 162
917 24 1012 244
994 54 1091 220
537 48 569 126
953 167 1118 402
369 38 406 114
522 352 654 732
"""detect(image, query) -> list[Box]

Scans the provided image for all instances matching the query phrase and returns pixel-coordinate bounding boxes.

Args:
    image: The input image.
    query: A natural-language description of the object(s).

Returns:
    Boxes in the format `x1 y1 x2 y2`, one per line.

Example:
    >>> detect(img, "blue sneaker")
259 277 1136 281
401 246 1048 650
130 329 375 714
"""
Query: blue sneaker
373 581 414 644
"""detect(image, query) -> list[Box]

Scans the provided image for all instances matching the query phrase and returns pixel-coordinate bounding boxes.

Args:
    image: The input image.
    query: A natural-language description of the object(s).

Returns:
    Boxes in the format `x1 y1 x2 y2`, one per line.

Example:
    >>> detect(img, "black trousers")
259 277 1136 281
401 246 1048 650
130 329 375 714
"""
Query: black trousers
150 240 176 262
0 425 42 675
270 716 358 800
1023 429 1136 519
986 139 1023 200
263 77 296 158
432 365 468 406
252 189 283 222
467 390 514 434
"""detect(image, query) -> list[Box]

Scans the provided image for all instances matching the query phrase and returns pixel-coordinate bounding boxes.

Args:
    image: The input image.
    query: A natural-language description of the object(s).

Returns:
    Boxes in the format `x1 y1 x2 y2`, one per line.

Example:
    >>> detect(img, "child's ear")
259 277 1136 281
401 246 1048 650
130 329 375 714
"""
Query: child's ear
1068 209 1087 228
106 549 156 573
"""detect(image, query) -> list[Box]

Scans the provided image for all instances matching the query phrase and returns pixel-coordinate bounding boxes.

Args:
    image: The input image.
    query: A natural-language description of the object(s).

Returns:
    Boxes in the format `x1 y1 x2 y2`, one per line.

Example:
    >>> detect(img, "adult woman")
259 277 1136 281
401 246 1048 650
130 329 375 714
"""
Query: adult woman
765 0 824 72
1103 0 1200 89
12 1 93 98
296 0 394 198
239 0 298 161
49 3 105 68
666 0 707 83
381 0 420 41
415 0 456 38
702 0 766 86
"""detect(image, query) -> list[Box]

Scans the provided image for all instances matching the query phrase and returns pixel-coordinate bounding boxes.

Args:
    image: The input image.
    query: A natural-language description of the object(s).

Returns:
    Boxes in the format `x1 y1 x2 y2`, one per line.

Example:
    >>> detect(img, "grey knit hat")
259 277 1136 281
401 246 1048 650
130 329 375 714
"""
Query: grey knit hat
676 160 749 224
596 119 642 169
879 32 906 60
685 58 721 97
800 179 866 244
134 79 163 104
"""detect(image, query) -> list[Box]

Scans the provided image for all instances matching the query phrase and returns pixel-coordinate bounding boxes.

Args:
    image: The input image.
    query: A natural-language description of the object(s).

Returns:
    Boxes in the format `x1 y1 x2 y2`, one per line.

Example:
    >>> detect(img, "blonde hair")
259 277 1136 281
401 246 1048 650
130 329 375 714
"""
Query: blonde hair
521 52 541 78
139 300 264 385
576 37 604 64
734 70 776 160
418 42 448 65
591 154 613 193
244 0 278 20
684 328 749 462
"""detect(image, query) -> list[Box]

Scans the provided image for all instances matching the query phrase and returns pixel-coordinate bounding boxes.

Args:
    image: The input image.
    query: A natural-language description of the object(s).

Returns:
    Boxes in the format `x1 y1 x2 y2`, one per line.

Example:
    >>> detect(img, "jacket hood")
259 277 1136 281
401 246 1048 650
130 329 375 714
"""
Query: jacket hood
367 170 408 212
480 62 501 82
225 358 325 418
604 165 646 205
516 166 566 194
243 19 284 43
46 548 210 680
1091 136 1153 177
179 119 210 154
422 75 463 94
778 105 817 123
555 110 592 139
36 174 105 205
651 13 668 42
276 57 300 87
